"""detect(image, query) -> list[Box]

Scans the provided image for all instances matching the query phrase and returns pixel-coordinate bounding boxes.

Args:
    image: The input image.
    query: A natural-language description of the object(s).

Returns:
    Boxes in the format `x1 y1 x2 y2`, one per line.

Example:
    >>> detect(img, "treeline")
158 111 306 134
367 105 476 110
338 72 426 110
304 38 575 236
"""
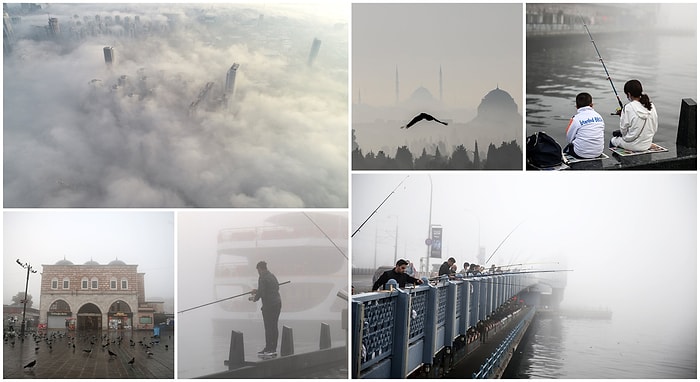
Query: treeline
352 140 522 170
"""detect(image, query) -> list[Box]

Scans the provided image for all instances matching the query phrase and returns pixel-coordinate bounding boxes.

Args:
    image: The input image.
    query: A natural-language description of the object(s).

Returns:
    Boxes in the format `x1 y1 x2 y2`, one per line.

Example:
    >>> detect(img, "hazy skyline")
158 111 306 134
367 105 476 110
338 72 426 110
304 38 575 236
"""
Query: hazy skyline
4 3 348 208
353 3 522 110
3 211 174 311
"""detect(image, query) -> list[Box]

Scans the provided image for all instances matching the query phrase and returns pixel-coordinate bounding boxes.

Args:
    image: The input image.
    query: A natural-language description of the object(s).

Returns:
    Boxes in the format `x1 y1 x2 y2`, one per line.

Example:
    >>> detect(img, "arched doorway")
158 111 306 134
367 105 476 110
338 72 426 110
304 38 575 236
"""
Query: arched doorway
108 300 133 331
77 303 102 331
47 299 72 330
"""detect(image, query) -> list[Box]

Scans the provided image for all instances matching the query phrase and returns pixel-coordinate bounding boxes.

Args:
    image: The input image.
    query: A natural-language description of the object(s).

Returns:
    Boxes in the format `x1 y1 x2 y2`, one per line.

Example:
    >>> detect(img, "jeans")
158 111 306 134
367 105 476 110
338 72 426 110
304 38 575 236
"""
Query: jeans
262 302 281 352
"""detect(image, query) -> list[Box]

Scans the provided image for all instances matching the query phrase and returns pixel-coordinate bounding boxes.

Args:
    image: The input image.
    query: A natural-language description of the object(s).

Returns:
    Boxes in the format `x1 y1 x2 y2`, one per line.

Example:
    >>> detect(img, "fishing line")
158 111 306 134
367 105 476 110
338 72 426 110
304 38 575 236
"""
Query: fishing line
302 212 348 260
485 219 526 266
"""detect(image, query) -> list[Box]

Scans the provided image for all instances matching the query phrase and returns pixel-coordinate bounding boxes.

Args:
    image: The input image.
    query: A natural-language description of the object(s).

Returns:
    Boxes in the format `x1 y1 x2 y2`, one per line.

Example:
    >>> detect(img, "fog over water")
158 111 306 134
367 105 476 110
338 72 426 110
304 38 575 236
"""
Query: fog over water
4 3 348 207
353 173 696 360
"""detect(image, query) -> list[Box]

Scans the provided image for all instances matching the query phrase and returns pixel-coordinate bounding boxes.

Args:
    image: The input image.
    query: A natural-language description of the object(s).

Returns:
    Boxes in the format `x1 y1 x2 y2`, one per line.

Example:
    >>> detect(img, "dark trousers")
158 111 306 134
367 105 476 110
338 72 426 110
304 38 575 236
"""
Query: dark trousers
262 302 281 352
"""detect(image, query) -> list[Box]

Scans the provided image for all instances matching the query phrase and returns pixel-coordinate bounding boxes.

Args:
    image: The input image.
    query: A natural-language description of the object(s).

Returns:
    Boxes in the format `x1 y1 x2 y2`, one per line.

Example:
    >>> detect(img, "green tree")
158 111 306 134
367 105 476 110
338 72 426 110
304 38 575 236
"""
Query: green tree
394 146 414 169
11 292 33 308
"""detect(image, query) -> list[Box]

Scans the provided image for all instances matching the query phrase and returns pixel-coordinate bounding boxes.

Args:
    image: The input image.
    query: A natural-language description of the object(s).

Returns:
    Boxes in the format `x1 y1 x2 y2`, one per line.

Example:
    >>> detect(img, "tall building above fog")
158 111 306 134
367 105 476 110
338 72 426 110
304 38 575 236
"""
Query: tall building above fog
307 37 321 66
3 10 14 54
103 46 114 66
225 63 239 96
48 17 59 37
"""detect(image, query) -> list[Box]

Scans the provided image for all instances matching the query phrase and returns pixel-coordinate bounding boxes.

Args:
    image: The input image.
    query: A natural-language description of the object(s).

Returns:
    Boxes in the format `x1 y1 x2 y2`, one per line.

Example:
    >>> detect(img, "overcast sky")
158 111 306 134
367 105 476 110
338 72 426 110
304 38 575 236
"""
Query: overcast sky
3 211 174 306
352 173 696 327
352 3 523 110
4 3 348 208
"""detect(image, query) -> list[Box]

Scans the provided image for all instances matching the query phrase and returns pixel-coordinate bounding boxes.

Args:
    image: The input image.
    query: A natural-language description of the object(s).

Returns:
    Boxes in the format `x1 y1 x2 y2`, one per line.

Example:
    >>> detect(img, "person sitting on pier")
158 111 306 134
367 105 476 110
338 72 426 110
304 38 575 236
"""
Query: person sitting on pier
438 257 457 278
372 259 424 291
461 262 470 276
610 79 658 151
564 92 605 159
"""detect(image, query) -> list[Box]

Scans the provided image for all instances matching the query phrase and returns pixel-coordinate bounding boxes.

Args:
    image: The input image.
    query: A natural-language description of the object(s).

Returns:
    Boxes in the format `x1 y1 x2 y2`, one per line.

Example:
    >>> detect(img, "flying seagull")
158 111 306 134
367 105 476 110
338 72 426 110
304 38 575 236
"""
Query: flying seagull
24 360 36 370
400 112 448 129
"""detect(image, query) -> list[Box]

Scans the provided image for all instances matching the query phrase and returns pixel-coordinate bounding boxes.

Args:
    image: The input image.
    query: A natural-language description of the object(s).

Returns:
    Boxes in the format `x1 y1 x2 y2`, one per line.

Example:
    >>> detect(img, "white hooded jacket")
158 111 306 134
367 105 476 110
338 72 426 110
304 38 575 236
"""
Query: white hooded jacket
566 106 605 158
611 100 658 151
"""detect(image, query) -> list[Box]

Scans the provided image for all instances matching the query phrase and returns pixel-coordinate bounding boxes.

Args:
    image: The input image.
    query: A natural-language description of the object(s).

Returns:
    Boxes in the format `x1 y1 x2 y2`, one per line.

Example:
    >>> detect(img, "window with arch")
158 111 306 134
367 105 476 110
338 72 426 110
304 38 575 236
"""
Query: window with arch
51 278 58 289
81 277 88 289
110 278 117 290
63 278 70 289
121 278 128 290
91 277 98 290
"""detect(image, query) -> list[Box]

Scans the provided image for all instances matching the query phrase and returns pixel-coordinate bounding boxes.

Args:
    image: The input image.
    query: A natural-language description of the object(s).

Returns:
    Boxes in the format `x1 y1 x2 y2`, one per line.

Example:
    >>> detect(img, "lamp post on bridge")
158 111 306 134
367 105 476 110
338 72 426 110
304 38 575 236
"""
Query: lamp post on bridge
16 259 37 341
424 174 433 274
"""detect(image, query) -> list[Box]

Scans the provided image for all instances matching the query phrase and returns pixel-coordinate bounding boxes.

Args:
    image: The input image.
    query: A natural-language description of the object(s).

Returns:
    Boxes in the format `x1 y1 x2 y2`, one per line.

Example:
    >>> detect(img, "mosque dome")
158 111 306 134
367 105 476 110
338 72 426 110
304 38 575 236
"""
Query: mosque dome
477 86 518 116
108 259 127 266
84 259 100 265
408 86 435 103
55 259 74 265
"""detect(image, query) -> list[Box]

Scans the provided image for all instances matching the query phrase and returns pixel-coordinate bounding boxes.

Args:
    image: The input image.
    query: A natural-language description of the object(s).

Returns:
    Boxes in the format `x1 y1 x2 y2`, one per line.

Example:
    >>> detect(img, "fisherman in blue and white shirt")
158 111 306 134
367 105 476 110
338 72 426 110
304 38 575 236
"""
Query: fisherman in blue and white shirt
564 92 605 159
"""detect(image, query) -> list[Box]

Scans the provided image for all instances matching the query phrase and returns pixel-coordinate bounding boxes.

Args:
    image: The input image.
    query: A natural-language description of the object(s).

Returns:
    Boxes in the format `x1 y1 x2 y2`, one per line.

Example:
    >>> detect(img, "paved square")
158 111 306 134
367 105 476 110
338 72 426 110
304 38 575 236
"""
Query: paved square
3 330 174 379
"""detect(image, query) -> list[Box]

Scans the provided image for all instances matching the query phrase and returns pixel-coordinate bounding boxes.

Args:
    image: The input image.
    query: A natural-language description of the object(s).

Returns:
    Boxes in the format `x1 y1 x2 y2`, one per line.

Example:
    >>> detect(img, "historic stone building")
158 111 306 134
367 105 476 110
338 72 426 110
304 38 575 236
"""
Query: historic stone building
39 258 157 331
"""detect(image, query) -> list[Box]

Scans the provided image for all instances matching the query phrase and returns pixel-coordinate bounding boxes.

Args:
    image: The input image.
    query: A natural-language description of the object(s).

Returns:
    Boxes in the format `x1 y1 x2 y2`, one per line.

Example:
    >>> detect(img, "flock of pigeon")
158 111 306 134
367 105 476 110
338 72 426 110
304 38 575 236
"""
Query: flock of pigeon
3 330 170 375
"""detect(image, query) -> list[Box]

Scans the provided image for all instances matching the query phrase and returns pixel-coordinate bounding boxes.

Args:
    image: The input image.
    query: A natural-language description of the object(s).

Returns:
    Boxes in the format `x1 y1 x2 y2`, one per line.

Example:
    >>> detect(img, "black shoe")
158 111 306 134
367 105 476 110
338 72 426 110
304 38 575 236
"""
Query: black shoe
257 349 267 355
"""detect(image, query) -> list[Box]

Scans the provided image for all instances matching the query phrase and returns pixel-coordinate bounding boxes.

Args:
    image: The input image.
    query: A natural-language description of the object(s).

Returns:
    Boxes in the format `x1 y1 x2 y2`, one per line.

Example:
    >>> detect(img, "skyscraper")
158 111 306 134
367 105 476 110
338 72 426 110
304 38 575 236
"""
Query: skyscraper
225 63 239 96
48 17 59 37
103 46 114 65
3 10 14 55
307 37 321 66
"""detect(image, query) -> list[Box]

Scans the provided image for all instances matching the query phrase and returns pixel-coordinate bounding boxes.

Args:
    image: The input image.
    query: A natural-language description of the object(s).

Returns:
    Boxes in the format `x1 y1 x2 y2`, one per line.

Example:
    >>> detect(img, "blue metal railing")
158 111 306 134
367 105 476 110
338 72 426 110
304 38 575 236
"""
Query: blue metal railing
472 307 536 379
352 273 534 378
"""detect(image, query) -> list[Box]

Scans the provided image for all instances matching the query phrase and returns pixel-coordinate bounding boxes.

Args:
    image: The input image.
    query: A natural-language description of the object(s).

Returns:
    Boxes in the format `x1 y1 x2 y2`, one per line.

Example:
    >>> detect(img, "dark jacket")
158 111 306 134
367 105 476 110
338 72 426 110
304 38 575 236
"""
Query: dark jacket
372 269 420 291
438 261 452 276
254 270 281 306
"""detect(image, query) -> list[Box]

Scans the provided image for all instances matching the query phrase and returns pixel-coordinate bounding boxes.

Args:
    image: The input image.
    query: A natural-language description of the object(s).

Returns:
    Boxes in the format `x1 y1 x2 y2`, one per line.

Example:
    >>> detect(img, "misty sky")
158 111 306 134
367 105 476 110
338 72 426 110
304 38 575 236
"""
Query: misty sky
3 211 174 308
353 173 696 329
4 3 348 208
353 3 522 110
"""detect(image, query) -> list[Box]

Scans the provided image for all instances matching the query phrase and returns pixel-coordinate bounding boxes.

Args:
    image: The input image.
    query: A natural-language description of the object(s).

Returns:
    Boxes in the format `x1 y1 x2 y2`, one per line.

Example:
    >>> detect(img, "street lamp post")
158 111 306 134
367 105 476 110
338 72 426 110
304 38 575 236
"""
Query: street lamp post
424 174 433 274
16 259 37 341
387 215 399 266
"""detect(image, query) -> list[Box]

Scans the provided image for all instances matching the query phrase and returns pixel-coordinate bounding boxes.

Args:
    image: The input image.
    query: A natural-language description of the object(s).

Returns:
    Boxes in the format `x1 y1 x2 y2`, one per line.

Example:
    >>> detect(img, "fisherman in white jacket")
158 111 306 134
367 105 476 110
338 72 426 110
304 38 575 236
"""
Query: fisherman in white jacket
610 80 658 151
564 92 605 159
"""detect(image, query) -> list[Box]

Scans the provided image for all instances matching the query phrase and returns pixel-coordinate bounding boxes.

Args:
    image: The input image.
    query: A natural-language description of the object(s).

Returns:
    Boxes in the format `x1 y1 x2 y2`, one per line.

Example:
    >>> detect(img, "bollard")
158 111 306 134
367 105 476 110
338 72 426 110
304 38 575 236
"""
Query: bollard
319 322 331 350
676 98 697 148
225 330 245 370
281 326 294 356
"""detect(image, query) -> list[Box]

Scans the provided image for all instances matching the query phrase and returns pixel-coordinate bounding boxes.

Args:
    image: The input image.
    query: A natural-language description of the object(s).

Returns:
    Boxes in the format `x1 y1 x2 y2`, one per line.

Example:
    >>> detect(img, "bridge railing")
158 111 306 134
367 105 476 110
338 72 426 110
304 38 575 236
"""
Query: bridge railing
352 273 535 378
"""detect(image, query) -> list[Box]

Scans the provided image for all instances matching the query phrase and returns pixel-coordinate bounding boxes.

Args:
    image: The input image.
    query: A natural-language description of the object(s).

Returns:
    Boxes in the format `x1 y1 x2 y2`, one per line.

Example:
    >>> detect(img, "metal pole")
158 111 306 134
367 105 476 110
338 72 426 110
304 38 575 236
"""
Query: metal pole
392 216 399 265
21 265 30 340
425 174 433 274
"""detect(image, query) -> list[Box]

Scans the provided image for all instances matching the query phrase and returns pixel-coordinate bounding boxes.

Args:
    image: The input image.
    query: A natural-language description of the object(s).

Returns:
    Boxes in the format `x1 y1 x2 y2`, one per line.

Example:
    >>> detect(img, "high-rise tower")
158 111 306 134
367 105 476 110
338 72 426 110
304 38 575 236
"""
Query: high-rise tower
3 10 14 55
225 63 239 96
103 46 114 66
48 17 59 37
307 37 321 66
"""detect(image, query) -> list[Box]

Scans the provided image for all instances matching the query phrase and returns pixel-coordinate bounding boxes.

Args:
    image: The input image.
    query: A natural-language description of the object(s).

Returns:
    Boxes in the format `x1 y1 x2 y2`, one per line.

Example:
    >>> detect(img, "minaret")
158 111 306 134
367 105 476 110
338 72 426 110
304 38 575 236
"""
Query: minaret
395 65 399 104
439 65 443 102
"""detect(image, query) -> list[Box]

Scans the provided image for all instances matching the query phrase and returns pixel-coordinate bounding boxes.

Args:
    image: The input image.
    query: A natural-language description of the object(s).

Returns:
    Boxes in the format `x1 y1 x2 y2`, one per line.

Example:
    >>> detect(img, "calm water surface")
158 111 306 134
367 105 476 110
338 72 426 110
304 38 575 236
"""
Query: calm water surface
526 31 696 146
509 314 697 379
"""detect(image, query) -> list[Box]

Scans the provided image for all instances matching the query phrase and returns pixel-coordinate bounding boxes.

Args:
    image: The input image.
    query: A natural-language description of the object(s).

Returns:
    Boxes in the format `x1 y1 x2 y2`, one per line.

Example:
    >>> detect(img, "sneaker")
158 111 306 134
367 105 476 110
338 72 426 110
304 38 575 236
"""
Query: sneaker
263 350 277 357
257 349 267 355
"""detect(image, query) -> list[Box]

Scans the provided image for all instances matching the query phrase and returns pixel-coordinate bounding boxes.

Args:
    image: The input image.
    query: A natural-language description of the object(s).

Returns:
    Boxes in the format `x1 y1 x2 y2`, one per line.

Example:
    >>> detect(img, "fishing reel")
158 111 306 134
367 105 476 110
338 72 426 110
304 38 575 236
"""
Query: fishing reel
610 107 622 116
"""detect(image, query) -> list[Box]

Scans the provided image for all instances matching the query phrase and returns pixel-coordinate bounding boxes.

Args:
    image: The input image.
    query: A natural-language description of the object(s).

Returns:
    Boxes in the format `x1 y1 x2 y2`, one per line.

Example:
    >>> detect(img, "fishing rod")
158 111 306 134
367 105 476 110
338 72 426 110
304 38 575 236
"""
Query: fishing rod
484 220 526 266
581 16 624 114
302 212 348 260
425 268 573 283
178 281 291 314
351 175 409 238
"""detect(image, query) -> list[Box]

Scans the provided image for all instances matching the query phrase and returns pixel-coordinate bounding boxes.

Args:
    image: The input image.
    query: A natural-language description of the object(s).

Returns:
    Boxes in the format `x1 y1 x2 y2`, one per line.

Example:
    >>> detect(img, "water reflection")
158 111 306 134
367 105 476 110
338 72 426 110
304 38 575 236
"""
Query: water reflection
527 32 696 147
